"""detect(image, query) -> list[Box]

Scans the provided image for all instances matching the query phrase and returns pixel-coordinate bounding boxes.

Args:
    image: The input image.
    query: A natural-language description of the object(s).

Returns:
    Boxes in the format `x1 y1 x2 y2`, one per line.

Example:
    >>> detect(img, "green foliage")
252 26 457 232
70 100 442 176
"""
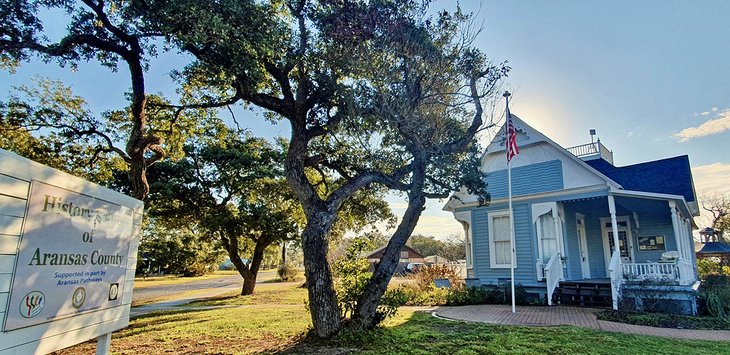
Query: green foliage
277 263 299 282
138 219 224 277
333 236 404 324
700 275 730 320
401 282 531 307
597 310 730 330
0 79 127 184
406 234 466 261
697 258 730 279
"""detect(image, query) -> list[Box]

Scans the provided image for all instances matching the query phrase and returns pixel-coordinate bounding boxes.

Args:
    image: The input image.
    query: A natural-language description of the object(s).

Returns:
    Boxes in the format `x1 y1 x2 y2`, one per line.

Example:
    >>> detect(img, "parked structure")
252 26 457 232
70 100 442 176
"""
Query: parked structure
444 115 700 313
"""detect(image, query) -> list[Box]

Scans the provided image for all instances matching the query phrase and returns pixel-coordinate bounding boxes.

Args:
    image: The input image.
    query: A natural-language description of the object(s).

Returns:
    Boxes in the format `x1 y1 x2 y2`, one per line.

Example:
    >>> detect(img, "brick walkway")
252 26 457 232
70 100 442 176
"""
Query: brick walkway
434 305 730 342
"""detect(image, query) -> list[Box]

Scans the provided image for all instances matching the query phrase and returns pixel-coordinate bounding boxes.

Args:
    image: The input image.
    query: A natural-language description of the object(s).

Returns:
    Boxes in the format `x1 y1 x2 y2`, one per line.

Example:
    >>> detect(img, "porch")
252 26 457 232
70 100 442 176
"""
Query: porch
535 193 698 309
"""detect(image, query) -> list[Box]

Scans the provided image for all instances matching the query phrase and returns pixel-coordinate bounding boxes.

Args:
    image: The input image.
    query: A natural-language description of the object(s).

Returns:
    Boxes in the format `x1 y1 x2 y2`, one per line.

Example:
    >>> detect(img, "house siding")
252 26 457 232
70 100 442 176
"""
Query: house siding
486 160 563 200
471 203 537 286
629 212 677 264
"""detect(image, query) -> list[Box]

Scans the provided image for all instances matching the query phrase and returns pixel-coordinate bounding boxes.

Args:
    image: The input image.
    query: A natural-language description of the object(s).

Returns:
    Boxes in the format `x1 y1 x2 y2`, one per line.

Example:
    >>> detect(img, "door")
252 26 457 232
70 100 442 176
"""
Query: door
601 217 634 275
576 214 591 279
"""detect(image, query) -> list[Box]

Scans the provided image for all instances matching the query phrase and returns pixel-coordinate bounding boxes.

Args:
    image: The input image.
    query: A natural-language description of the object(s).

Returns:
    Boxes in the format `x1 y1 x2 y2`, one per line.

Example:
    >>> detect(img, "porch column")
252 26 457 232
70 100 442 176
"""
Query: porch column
668 201 684 260
454 211 473 270
608 195 620 257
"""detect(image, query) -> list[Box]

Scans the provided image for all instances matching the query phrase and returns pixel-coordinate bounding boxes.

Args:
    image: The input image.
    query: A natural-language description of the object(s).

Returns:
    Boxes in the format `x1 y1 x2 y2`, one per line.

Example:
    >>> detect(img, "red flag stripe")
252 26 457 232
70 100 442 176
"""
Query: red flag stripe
506 109 519 162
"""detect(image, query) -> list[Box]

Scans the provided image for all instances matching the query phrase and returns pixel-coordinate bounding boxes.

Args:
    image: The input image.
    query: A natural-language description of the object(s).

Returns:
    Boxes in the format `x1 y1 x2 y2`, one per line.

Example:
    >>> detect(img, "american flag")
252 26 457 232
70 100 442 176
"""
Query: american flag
506 105 519 162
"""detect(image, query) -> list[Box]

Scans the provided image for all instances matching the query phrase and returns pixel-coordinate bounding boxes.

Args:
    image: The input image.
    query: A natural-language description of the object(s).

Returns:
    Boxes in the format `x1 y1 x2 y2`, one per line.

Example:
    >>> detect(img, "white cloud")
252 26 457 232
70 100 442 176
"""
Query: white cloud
412 215 464 240
675 109 730 142
692 163 730 228
701 111 711 116
692 163 730 195
712 107 719 112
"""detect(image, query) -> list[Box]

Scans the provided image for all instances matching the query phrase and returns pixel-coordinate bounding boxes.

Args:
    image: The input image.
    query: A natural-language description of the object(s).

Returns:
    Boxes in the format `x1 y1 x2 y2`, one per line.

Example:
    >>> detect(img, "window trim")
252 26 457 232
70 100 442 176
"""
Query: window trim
454 211 473 269
488 210 514 269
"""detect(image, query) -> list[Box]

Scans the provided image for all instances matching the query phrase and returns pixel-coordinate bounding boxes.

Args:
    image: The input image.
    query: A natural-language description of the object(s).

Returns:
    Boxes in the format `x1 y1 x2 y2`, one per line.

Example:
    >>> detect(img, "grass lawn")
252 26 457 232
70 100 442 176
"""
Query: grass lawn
57 283 729 355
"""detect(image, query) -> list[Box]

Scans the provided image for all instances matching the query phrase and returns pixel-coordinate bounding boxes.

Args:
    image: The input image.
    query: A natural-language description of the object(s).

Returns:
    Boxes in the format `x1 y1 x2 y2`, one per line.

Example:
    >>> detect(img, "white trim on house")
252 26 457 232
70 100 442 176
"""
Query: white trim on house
531 202 565 265
609 189 698 218
576 213 591 279
454 211 474 269
444 184 609 212
488 209 514 269
483 115 623 190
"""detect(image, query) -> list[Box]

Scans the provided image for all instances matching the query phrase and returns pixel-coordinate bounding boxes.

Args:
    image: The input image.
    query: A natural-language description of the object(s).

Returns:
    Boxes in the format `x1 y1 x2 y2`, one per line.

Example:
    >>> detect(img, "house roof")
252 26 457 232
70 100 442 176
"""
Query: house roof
584 156 696 203
696 242 730 255
365 244 425 259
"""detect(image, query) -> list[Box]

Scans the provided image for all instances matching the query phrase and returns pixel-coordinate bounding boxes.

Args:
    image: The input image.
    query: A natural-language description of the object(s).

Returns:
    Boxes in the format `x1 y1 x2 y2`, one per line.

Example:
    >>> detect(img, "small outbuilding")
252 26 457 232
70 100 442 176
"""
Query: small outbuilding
366 245 425 273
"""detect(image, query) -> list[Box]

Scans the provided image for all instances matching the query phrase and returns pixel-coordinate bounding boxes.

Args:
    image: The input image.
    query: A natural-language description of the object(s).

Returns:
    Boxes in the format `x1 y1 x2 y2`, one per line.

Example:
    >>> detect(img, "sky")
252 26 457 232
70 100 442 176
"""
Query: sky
2 1 730 240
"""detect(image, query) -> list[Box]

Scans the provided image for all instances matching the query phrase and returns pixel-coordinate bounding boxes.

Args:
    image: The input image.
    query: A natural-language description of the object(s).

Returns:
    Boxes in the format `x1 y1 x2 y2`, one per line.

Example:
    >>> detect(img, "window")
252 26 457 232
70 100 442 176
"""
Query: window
489 210 513 268
532 202 564 265
637 235 666 251
400 250 409 259
537 213 558 263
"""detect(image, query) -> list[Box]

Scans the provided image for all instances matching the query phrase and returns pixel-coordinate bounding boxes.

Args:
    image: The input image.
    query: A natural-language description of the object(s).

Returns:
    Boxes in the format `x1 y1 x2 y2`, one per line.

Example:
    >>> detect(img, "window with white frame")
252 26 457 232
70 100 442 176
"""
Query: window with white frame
489 210 513 268
532 202 564 265
537 213 558 263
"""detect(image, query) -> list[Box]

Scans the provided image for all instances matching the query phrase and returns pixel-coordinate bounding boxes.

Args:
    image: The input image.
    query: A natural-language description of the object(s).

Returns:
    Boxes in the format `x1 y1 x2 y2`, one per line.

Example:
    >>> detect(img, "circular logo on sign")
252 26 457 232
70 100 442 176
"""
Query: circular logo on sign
109 283 119 301
19 291 45 318
72 287 86 309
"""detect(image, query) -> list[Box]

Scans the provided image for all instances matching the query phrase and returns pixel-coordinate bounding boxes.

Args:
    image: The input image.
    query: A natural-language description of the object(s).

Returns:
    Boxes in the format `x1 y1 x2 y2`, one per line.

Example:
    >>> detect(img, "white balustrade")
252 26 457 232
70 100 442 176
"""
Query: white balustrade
545 253 563 306
620 259 696 285
608 250 622 310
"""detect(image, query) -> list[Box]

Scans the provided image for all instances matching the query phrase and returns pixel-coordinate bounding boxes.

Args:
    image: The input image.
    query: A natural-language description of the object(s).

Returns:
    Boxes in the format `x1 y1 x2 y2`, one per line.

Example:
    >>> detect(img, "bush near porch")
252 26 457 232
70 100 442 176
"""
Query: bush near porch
397 265 536 306
598 274 730 330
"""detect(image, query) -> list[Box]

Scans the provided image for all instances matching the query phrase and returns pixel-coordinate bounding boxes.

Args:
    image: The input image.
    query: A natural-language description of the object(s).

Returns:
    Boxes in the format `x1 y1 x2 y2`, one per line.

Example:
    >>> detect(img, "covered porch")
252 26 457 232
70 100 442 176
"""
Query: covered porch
536 192 698 308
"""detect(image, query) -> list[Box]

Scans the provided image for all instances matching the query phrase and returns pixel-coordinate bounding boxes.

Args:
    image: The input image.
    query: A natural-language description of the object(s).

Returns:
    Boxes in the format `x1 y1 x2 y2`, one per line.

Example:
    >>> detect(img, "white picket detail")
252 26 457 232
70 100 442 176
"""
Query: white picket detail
544 253 563 306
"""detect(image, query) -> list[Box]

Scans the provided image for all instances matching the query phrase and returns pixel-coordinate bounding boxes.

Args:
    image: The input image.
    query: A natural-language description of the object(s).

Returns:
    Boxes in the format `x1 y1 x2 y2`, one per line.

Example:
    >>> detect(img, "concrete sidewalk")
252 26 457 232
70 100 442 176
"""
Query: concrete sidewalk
434 305 730 342
130 285 238 318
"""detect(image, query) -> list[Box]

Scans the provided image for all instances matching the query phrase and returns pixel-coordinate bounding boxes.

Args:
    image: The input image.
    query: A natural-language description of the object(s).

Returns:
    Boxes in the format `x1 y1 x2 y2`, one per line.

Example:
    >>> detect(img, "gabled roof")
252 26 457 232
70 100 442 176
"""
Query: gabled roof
365 244 424 259
585 156 696 203
484 114 622 189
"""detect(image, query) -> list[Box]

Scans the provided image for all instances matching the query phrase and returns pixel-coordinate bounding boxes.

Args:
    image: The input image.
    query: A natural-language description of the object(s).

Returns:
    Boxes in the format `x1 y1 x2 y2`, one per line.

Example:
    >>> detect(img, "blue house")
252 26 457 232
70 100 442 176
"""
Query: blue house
444 115 700 313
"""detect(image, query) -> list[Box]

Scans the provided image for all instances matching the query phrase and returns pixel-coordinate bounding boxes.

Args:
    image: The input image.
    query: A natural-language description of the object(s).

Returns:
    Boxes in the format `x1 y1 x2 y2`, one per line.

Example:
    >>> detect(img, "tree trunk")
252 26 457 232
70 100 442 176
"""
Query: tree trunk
301 210 342 338
351 161 428 330
221 231 267 296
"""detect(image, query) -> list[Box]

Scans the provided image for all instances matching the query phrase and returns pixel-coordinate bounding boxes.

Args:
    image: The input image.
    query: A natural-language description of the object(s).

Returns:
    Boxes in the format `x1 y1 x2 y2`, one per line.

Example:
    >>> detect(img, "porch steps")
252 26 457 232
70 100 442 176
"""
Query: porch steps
551 281 612 308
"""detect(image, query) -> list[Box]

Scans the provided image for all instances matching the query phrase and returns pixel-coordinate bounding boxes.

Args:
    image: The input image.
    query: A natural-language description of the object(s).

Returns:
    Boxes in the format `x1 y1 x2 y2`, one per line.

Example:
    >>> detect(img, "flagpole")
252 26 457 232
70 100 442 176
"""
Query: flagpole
504 91 516 314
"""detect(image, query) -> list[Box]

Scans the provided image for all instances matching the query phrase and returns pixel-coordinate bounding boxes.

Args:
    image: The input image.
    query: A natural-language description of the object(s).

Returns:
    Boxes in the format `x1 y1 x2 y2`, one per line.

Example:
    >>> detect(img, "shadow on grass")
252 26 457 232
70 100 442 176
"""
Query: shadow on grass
273 311 730 355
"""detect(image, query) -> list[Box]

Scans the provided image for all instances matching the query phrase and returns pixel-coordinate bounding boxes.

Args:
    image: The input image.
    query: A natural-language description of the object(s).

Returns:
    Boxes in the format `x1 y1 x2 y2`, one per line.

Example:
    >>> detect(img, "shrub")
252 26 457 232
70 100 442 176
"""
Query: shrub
699 275 730 320
277 263 299 282
409 264 462 292
597 309 730 330
697 258 725 279
332 237 405 325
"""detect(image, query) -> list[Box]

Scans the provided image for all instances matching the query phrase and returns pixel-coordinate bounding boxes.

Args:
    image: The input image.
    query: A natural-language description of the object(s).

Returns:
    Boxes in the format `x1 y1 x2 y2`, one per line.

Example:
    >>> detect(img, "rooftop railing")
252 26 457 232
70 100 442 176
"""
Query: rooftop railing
566 141 614 164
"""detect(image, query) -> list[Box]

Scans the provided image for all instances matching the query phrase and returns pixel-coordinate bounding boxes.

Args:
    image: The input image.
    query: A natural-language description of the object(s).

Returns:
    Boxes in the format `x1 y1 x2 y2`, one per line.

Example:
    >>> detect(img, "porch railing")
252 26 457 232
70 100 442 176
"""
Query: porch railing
621 259 695 286
677 259 695 286
545 253 563 306
622 262 678 282
608 251 622 310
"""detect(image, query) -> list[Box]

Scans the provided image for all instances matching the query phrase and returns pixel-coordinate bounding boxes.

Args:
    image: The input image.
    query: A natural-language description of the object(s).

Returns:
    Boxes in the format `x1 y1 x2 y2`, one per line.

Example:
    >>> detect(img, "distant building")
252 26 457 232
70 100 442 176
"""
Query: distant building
366 245 425 273
424 255 449 265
